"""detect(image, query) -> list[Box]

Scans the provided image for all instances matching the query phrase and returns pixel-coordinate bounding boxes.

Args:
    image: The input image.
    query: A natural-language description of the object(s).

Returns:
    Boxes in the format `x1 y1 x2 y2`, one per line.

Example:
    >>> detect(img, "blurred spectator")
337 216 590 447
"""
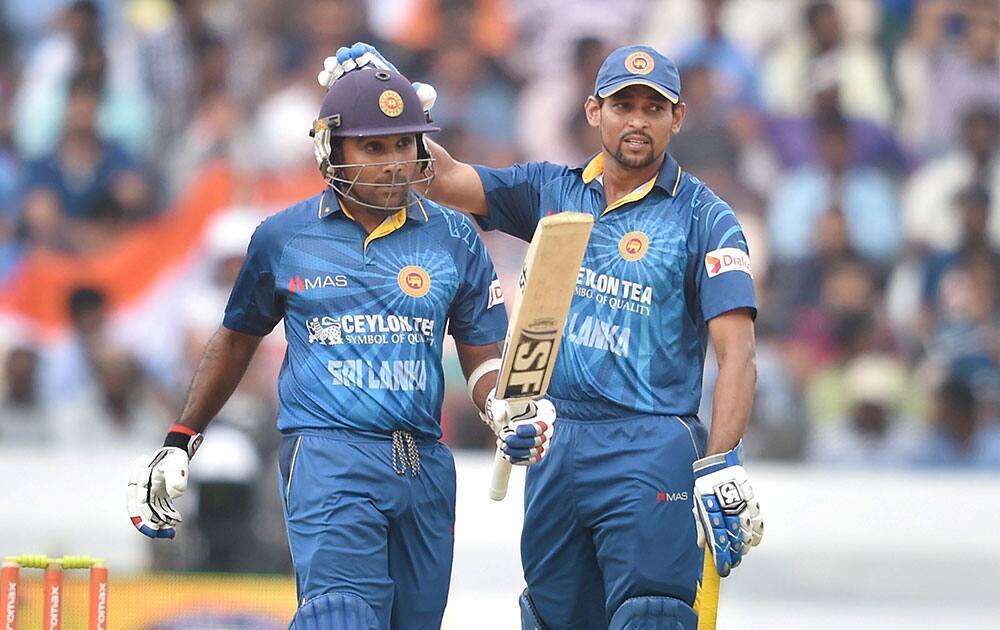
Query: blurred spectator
921 187 1000 321
923 258 1000 393
675 0 761 112
894 0 1000 153
902 107 1000 252
761 1 892 127
40 286 109 402
139 0 220 159
806 353 922 466
517 36 609 164
20 74 149 251
914 378 1000 468
11 1 149 159
764 56 910 172
768 114 900 265
0 346 53 445
54 345 171 446
391 0 513 60
429 37 519 164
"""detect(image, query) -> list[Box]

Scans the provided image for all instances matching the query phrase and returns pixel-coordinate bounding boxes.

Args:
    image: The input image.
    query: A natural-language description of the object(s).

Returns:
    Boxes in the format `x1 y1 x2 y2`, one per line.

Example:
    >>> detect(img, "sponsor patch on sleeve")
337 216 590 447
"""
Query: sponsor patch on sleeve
487 278 505 309
705 248 753 279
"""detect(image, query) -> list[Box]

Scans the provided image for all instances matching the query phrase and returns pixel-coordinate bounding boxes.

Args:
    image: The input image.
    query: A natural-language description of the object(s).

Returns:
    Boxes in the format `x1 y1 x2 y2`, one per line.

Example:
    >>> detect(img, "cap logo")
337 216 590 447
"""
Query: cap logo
625 51 654 75
619 231 650 261
398 265 431 297
379 90 404 117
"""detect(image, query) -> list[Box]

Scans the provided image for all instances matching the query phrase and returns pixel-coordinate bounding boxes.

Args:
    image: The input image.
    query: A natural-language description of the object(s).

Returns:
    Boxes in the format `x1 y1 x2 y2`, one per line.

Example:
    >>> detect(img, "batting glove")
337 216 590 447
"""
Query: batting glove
692 440 764 576
126 426 202 539
318 42 437 112
482 390 556 465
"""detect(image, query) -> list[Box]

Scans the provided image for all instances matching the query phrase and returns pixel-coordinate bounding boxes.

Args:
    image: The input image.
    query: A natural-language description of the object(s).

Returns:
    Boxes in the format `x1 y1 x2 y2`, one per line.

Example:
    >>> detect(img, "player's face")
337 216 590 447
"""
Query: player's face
587 86 685 170
338 133 420 210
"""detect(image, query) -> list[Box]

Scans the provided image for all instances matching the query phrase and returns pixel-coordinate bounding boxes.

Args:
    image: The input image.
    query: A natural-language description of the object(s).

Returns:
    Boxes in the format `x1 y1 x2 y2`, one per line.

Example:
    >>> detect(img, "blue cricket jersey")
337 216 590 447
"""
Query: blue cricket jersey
473 152 756 420
223 190 508 439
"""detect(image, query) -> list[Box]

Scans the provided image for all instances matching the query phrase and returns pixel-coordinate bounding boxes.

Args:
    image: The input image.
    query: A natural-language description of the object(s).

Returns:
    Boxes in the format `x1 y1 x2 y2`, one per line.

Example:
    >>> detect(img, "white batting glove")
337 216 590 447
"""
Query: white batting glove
482 390 556 465
692 441 764 577
126 427 203 539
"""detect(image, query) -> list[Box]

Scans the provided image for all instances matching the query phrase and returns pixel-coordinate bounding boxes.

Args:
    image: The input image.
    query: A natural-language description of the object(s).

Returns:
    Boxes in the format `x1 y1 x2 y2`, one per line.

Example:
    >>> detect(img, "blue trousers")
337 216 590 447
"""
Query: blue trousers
278 429 456 630
521 414 708 629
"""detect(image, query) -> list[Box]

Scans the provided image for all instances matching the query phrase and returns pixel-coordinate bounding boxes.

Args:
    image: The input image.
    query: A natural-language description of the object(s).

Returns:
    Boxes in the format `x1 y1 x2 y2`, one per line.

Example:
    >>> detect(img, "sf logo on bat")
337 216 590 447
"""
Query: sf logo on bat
501 326 558 397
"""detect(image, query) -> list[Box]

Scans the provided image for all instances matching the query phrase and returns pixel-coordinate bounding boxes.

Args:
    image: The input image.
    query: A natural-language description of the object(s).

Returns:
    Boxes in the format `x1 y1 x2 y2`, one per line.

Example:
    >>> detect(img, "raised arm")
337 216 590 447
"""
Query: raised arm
425 138 489 216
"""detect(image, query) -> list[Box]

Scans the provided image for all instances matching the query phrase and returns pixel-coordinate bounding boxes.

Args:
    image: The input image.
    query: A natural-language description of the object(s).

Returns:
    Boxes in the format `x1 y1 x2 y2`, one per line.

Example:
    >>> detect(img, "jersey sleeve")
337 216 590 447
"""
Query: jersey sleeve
222 219 286 335
695 195 757 322
447 217 510 345
471 161 569 242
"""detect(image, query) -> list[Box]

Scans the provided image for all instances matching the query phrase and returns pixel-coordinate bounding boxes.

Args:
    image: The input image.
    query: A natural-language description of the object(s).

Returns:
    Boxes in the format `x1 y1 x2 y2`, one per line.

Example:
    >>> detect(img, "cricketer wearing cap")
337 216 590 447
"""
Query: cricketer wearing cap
125 66 557 630
321 45 766 629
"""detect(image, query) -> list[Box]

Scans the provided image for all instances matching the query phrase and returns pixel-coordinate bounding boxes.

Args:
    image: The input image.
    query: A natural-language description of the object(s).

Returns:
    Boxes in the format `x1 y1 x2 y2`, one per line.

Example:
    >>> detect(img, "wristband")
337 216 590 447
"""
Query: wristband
467 358 502 402
163 424 204 459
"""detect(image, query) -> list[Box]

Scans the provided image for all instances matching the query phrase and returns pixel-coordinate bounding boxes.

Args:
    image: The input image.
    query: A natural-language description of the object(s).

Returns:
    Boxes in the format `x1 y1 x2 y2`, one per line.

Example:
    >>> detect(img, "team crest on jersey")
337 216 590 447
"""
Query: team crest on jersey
398 265 431 297
625 51 654 75
379 90 404 117
619 231 650 261
306 317 343 345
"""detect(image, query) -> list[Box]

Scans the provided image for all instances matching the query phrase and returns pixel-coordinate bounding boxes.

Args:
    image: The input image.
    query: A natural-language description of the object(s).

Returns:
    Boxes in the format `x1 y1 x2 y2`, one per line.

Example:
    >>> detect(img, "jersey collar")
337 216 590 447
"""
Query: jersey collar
578 151 683 208
317 190 430 250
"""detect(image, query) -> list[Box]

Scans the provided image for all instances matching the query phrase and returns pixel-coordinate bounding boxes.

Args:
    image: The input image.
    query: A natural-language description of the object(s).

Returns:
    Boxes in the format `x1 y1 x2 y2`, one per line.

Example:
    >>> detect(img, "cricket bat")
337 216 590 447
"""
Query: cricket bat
696 548 721 629
489 212 594 501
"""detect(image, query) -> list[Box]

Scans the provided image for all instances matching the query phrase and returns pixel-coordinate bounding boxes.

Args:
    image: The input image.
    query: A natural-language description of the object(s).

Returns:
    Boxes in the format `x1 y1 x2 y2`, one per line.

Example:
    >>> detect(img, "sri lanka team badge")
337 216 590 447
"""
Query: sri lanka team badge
379 89 404 117
619 231 650 261
398 265 431 297
624 51 654 75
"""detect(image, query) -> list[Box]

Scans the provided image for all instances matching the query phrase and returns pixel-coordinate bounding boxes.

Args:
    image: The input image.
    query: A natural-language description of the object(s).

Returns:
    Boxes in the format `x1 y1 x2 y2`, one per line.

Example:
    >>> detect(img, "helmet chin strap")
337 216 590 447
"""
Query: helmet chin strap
325 157 436 214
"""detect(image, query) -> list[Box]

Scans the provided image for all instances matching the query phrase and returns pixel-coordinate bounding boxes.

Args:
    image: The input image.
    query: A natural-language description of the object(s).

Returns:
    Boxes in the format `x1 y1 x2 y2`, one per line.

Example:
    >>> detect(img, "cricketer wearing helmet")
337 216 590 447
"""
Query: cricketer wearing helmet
126 66 556 630
321 45 765 629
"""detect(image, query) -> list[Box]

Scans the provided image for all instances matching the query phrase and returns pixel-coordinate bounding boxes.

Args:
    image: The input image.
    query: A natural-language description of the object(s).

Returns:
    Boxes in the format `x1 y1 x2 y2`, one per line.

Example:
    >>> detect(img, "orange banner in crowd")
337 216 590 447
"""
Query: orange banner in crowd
0 162 320 335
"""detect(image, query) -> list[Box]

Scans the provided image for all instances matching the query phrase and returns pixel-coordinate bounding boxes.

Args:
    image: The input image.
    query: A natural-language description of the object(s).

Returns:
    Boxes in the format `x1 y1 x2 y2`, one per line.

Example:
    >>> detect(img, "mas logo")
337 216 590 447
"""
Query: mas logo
705 248 753 278
625 51 654 75
379 90 404 117
398 265 431 297
619 231 650 262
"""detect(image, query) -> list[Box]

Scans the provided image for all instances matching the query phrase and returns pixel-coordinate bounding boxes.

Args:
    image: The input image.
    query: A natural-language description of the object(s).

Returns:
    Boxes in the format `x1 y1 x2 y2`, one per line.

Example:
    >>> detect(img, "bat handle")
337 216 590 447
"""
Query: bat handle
489 447 512 501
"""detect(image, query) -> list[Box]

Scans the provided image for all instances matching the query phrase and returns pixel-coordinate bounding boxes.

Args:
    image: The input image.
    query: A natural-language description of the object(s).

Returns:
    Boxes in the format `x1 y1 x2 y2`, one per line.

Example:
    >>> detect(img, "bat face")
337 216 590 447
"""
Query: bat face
499 328 558 398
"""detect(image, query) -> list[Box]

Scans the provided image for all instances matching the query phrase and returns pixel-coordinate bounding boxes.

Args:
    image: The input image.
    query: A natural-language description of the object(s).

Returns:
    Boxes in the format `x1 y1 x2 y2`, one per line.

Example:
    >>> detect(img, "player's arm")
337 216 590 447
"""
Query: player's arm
176 326 264 432
705 308 756 456
456 340 502 411
424 138 489 216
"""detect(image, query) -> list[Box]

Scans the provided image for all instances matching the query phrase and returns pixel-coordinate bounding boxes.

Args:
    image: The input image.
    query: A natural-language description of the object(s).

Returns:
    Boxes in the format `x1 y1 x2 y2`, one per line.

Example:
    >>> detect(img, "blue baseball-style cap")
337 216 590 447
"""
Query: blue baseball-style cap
594 45 681 103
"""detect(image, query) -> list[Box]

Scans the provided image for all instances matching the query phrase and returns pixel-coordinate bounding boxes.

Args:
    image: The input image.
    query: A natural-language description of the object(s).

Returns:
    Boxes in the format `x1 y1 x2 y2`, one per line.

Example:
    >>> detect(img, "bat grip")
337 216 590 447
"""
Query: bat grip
489 447 512 501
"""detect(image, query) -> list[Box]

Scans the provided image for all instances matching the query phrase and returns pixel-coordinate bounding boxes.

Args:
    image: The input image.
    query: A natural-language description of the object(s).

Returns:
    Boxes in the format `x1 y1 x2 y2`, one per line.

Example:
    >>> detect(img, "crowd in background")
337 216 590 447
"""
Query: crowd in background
1 0 999 539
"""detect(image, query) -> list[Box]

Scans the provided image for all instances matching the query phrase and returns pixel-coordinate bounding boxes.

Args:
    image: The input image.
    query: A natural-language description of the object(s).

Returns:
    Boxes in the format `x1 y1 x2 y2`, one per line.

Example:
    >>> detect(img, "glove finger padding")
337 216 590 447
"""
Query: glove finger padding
127 454 175 539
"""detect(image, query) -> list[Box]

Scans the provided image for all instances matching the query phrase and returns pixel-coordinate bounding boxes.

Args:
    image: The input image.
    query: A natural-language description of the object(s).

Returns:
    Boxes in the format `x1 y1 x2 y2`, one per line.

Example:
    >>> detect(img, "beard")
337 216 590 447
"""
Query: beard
607 132 660 169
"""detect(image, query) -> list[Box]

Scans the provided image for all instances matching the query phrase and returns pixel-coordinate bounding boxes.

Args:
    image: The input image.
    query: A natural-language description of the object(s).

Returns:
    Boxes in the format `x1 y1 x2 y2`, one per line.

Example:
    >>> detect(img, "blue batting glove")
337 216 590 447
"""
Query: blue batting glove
319 41 397 88
692 441 764 576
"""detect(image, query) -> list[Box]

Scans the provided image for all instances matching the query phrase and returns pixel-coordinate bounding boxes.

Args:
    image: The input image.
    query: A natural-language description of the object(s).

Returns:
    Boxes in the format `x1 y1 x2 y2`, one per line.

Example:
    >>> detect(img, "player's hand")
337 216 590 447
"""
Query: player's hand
126 447 189 539
317 42 437 112
691 441 763 577
318 42 395 87
483 391 556 465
